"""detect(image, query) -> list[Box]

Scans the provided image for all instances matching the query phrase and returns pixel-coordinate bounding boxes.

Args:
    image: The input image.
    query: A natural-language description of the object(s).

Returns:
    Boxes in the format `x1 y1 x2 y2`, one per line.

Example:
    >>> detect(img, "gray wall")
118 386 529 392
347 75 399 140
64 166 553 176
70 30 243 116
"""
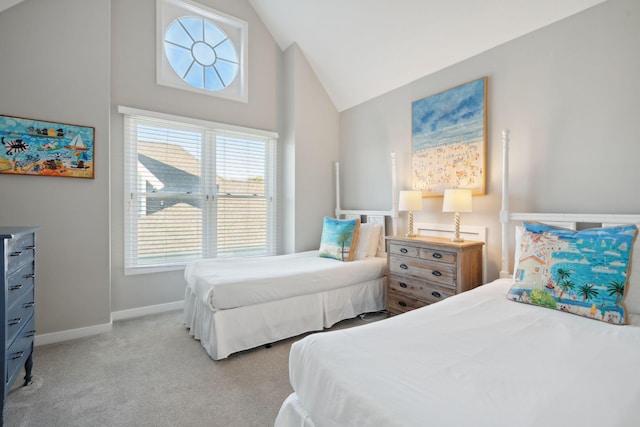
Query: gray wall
281 44 339 253
0 0 111 335
339 0 640 281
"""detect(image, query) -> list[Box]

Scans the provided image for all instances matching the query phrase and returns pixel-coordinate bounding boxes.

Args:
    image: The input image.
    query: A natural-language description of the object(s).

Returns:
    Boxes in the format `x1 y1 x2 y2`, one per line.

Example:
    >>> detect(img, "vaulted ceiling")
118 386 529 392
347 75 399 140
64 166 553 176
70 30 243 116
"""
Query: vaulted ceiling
1 0 608 111
249 0 607 111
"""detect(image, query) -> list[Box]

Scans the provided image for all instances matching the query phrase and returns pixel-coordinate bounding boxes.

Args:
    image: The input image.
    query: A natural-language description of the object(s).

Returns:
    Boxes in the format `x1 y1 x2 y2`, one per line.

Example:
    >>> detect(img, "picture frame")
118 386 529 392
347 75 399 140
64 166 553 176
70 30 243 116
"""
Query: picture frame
0 114 95 179
411 76 487 196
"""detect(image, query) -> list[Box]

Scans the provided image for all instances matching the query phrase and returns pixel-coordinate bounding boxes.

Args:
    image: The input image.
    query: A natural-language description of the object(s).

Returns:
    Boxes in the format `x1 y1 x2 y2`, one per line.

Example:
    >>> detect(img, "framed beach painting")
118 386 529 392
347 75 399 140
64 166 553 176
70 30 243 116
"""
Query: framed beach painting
0 115 94 179
411 76 487 196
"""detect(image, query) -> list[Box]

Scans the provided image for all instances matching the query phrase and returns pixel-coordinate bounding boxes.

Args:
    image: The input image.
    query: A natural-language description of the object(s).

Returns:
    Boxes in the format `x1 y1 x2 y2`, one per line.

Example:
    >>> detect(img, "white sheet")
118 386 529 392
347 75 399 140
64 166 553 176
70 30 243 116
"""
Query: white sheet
185 250 386 309
282 279 640 427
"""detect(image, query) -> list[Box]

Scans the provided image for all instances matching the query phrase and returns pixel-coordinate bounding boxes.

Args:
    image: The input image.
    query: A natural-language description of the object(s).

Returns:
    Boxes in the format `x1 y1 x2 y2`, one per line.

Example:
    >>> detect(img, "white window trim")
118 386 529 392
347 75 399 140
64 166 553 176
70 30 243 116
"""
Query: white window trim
156 0 249 102
118 106 277 139
119 106 278 275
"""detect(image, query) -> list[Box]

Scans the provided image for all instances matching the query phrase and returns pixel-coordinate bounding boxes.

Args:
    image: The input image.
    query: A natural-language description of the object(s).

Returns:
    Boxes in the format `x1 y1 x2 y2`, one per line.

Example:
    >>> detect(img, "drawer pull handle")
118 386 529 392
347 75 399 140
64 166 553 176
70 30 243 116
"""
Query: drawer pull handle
11 351 24 360
432 291 442 298
432 252 443 259
10 251 22 256
23 302 35 308
26 330 36 338
9 317 22 326
400 263 408 270
398 301 407 307
432 270 442 277
9 284 24 291
26 245 35 250
24 273 35 279
400 248 408 254
399 282 408 288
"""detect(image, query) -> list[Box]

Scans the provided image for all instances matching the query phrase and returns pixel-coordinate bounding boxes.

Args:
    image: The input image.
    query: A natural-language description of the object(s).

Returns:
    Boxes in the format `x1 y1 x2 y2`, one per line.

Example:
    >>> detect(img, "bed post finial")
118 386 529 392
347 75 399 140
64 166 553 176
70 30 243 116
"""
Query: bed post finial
500 129 511 278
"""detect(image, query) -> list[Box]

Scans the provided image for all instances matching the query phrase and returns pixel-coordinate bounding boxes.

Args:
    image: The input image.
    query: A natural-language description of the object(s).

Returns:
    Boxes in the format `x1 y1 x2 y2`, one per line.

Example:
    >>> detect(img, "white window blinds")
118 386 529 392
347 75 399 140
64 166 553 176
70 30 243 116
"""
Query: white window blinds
121 107 277 274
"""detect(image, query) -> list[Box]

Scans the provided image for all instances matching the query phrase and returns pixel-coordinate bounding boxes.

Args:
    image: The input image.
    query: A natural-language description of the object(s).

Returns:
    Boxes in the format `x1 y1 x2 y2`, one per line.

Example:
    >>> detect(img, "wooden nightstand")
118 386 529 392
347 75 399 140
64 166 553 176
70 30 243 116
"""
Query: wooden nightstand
385 236 484 316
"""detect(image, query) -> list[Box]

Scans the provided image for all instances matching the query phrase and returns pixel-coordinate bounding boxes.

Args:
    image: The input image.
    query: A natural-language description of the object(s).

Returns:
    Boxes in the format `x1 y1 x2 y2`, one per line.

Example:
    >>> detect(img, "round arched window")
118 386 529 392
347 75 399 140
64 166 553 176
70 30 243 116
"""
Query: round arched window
164 16 239 91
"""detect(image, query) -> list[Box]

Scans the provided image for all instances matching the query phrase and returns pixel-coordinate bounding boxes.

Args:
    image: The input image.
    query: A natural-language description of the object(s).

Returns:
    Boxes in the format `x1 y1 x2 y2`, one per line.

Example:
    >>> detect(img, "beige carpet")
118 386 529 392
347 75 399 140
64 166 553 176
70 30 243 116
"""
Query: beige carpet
4 310 384 427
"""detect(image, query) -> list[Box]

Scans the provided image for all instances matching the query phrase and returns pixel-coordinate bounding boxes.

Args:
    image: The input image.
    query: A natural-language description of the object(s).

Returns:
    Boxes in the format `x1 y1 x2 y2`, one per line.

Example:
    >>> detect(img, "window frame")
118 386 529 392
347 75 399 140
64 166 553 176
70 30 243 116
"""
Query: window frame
120 106 277 275
156 0 248 102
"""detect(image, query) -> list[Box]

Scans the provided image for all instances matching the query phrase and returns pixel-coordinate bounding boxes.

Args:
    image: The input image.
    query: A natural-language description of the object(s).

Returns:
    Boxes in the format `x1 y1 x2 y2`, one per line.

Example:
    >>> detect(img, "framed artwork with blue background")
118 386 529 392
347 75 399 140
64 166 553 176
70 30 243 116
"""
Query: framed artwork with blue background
0 114 95 179
411 77 487 196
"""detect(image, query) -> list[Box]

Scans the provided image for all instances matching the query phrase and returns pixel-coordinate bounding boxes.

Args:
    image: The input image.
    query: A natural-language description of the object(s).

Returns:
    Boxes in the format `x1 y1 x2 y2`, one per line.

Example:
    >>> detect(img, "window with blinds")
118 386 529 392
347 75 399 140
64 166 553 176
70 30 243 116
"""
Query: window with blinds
121 107 277 274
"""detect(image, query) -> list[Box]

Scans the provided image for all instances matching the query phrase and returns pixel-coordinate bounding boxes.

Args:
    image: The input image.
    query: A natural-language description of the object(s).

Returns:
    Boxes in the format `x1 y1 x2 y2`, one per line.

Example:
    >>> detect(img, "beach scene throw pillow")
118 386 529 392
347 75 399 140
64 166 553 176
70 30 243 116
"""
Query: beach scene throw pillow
319 217 360 262
507 222 637 324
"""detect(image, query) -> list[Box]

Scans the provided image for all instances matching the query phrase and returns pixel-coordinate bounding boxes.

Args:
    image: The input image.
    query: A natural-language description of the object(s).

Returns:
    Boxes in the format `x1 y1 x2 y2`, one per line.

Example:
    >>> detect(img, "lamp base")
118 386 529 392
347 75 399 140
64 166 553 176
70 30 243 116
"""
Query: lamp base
405 211 415 238
451 212 464 242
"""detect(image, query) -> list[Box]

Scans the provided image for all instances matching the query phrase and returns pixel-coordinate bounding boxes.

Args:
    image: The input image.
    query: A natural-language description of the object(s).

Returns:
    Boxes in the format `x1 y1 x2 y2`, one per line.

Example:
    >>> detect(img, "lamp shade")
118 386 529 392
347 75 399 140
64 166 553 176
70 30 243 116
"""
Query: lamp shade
398 190 423 212
442 189 472 213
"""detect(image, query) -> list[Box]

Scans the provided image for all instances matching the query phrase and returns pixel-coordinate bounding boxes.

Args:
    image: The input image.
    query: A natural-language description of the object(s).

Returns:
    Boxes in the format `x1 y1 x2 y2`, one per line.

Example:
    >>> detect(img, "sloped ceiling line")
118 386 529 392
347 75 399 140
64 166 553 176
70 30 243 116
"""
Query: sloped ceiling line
248 0 607 111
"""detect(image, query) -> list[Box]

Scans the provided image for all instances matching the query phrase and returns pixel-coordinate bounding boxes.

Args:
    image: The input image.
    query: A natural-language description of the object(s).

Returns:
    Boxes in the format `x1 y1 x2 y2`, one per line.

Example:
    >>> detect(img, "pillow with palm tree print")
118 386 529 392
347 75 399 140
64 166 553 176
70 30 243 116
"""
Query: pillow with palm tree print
507 222 637 324
318 217 361 262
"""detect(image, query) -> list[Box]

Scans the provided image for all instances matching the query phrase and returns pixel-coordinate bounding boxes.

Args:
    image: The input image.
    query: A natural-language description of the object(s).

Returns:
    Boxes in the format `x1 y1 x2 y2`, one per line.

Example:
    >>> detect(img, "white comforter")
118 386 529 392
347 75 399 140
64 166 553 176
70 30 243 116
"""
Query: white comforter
184 251 386 310
286 278 640 427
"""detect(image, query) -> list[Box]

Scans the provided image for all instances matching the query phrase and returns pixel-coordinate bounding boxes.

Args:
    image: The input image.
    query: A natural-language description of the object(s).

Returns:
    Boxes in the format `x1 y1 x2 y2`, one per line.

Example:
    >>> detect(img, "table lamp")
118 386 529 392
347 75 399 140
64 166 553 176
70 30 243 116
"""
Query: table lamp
398 190 422 237
442 188 472 242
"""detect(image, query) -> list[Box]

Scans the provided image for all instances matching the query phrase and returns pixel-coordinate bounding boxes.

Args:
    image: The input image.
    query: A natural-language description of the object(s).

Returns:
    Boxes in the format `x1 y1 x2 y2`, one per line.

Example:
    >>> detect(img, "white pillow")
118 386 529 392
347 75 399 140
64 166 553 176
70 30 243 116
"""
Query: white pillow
354 223 383 260
355 223 374 260
367 223 383 257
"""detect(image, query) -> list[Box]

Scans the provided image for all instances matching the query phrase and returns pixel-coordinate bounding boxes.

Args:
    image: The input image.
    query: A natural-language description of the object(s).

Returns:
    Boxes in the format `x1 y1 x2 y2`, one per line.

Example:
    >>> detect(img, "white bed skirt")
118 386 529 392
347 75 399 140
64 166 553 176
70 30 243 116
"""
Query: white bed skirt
275 393 315 427
184 277 386 360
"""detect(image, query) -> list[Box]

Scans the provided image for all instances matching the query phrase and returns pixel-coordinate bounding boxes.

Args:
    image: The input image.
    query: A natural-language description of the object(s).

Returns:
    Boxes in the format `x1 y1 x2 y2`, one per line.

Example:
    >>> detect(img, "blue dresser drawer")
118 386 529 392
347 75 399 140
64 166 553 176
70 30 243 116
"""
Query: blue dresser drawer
5 316 35 387
6 290 35 348
6 233 35 275
6 262 35 311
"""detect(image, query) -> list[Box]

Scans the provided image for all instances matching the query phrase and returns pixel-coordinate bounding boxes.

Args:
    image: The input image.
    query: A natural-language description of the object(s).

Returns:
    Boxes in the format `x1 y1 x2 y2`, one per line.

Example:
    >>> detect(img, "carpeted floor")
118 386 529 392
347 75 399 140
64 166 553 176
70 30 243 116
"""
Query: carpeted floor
4 310 384 427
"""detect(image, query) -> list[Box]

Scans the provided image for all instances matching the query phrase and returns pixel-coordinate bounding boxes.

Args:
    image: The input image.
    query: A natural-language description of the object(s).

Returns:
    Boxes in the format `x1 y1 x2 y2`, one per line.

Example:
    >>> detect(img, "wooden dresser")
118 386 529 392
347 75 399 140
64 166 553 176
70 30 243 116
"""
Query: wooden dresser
1 227 38 425
386 236 483 316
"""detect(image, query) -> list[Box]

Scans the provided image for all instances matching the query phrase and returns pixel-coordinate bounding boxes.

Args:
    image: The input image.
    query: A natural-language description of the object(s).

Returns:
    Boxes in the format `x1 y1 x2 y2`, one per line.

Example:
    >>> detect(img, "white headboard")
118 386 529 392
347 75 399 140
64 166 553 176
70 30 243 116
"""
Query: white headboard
499 129 640 277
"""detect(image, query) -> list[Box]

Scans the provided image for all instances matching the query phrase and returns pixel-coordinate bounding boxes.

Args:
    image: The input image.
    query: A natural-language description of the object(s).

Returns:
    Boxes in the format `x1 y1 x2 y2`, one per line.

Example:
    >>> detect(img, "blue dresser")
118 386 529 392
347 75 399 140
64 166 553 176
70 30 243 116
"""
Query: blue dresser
1 227 38 426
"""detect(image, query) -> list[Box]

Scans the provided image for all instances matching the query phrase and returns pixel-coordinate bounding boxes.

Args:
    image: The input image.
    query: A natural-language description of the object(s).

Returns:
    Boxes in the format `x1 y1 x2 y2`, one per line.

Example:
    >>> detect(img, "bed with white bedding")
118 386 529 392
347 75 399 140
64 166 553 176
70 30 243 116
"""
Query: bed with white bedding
274 130 640 426
277 278 640 426
183 238 388 360
184 155 398 360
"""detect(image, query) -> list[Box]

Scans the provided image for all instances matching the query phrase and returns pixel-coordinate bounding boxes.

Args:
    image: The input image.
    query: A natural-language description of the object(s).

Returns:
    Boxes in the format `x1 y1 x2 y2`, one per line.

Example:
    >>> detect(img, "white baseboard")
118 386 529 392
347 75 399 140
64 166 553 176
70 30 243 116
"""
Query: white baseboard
35 322 112 347
111 300 183 321
34 300 184 347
